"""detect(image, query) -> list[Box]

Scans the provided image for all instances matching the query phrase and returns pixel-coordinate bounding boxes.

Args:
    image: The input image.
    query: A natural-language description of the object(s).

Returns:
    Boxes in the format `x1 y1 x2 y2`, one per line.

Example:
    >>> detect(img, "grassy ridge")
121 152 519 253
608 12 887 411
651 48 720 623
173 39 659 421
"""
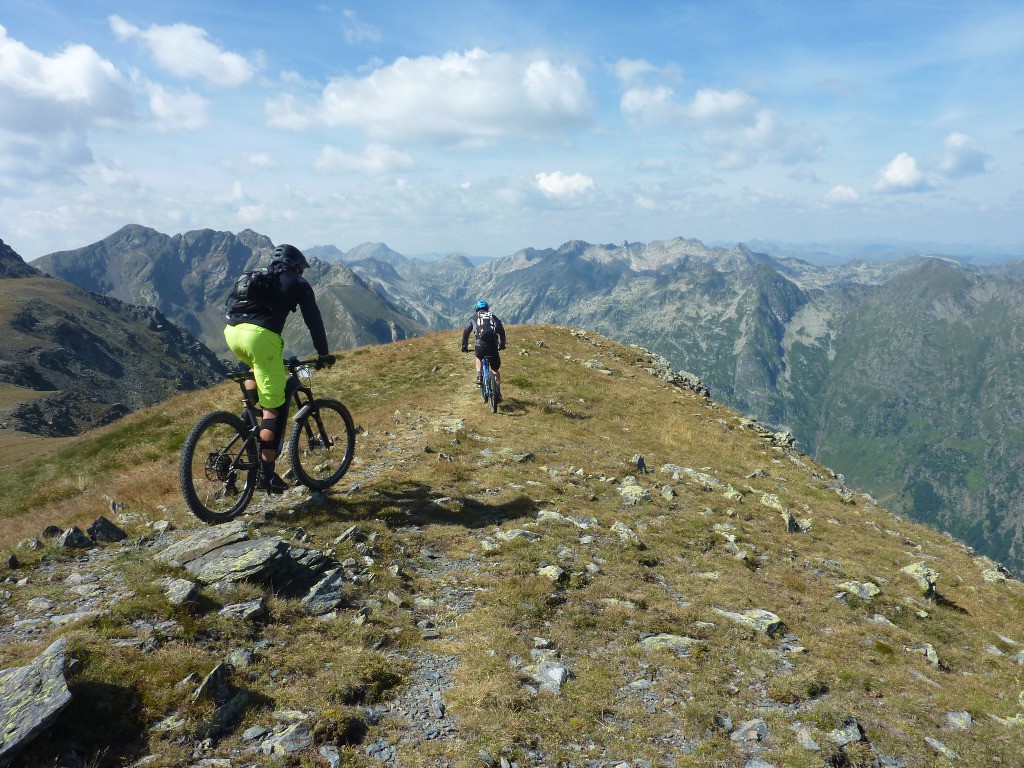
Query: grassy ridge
3 325 1024 767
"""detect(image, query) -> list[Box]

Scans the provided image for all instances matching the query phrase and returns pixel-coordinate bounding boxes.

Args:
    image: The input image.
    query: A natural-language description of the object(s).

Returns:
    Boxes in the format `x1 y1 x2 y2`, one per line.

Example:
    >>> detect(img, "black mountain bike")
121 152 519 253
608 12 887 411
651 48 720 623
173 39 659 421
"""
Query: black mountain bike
480 355 499 413
180 357 356 524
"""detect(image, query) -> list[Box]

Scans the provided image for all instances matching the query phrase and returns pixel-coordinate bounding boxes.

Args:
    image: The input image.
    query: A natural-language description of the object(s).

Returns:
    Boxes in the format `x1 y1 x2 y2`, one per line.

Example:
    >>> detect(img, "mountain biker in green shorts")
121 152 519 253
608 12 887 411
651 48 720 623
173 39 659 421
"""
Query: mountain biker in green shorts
224 244 333 493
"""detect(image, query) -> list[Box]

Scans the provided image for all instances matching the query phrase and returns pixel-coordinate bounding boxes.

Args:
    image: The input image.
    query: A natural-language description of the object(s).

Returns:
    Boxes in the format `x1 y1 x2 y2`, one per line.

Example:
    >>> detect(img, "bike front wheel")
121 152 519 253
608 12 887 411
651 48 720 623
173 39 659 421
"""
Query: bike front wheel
288 398 356 491
180 411 258 524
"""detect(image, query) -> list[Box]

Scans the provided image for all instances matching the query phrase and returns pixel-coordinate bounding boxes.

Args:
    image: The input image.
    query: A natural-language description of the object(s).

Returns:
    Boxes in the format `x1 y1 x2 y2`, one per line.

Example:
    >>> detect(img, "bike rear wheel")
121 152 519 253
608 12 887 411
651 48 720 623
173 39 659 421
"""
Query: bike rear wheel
180 411 258 524
487 370 499 413
288 398 356 491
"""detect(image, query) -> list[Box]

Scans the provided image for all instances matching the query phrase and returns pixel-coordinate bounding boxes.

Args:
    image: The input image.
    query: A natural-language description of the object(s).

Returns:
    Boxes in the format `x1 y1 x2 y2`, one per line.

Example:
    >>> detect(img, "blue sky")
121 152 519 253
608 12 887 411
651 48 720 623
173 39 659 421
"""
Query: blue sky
1 1 1022 260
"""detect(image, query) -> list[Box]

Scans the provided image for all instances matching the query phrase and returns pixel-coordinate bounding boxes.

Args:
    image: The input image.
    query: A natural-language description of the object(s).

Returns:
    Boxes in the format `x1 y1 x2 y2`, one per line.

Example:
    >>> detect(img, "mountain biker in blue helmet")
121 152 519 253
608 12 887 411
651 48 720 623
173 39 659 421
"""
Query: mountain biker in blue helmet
224 244 334 494
461 299 506 399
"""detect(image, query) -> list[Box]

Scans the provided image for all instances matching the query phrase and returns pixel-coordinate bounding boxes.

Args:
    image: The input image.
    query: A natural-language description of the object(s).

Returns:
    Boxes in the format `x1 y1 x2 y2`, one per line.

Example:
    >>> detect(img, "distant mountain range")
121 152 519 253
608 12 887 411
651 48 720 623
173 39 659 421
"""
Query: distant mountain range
332 237 1024 575
22 227 1024 575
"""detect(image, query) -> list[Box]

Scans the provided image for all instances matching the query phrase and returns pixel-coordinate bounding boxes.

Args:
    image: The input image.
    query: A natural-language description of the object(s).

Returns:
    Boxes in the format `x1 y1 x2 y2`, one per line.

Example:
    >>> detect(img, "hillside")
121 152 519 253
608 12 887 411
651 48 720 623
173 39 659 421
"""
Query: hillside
342 240 1024 576
2 326 1023 768
0 238 226 440
33 225 429 358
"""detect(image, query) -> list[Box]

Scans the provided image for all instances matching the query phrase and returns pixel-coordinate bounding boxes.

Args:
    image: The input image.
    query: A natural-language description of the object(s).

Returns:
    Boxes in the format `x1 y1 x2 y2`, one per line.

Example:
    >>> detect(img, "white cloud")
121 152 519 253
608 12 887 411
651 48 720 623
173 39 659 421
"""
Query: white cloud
109 15 257 87
620 81 822 168
341 9 381 44
266 48 593 143
686 88 757 122
0 25 133 134
613 58 658 86
535 171 595 197
875 152 933 193
314 143 414 175
146 83 209 131
938 132 990 177
824 185 861 205
94 159 141 188
621 86 678 122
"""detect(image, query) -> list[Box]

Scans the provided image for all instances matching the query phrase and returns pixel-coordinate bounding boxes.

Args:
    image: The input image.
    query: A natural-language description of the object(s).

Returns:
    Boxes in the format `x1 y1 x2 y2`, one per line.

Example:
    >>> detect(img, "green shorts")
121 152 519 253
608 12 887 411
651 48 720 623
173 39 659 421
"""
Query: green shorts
224 323 286 409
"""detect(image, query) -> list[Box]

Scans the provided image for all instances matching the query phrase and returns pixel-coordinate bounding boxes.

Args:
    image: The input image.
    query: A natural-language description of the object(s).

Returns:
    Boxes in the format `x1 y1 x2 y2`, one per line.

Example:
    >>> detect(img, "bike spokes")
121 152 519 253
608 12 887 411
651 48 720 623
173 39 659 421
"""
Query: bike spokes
180 412 257 523
288 399 356 491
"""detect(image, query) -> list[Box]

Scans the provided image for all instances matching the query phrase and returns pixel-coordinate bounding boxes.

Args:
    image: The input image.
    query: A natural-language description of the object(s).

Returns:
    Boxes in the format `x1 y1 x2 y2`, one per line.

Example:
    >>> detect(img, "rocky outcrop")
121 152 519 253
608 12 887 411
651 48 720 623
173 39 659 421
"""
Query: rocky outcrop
0 639 72 767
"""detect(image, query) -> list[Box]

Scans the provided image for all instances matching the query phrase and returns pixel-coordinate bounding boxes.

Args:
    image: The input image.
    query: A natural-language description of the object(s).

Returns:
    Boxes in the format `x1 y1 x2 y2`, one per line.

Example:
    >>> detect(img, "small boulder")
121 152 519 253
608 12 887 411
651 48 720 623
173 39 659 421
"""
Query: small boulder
87 516 127 543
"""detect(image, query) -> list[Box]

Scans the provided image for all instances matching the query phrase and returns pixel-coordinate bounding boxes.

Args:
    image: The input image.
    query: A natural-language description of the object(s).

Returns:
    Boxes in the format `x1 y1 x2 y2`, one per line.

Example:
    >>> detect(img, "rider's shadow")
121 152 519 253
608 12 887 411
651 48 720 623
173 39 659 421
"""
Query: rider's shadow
304 480 538 530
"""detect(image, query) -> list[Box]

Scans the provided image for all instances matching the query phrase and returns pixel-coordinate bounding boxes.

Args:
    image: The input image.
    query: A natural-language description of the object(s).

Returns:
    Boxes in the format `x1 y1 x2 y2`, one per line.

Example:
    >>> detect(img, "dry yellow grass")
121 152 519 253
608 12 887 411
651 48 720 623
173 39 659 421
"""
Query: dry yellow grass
3 325 1024 767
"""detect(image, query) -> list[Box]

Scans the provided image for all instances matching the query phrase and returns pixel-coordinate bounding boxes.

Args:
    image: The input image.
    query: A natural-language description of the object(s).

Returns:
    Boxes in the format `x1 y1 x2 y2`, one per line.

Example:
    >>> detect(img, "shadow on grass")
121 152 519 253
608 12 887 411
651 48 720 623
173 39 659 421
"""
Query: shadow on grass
19 680 145 768
302 480 539 531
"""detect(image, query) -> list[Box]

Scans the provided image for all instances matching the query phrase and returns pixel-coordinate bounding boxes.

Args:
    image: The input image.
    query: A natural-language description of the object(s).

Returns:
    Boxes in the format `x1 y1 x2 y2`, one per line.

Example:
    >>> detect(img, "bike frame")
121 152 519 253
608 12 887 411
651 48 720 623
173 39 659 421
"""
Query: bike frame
232 359 319 465
480 356 493 400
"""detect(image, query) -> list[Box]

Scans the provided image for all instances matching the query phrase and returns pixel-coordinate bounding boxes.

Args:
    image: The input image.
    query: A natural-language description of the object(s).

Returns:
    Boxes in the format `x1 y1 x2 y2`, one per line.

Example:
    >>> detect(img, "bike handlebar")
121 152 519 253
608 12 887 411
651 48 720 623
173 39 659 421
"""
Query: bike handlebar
287 355 336 372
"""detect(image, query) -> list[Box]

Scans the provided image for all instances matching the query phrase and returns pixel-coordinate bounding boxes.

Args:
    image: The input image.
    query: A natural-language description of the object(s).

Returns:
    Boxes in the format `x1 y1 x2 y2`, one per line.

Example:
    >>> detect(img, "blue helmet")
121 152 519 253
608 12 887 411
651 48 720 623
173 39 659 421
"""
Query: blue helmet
475 300 489 311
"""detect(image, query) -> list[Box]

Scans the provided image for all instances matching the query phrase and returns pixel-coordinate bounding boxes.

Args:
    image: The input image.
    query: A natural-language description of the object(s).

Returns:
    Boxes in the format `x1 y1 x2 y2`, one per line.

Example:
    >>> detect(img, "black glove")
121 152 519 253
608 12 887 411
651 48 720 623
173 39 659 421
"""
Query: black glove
314 354 336 370
498 344 506 350
461 347 469 353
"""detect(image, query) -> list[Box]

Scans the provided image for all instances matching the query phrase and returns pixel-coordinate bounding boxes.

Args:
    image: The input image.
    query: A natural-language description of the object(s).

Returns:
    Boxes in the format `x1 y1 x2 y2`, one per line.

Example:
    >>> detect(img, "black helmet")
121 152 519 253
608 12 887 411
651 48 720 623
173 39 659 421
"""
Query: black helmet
272 244 309 272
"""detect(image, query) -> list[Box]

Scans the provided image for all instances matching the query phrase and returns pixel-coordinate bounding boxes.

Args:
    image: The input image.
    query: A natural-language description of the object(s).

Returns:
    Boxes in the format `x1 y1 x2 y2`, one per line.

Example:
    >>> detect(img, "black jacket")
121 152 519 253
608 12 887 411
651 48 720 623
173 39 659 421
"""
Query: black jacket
226 269 330 356
462 310 506 351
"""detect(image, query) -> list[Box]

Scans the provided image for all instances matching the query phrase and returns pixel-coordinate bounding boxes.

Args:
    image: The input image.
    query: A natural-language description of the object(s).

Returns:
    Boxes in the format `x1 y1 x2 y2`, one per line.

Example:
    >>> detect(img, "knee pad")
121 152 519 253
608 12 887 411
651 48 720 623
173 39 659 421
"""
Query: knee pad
259 416 280 451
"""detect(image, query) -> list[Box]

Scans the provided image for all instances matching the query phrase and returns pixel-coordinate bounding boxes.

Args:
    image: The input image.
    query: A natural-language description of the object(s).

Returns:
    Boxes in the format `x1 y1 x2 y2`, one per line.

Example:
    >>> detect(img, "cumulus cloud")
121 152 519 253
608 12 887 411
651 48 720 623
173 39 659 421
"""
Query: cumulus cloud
620 81 822 169
265 48 594 143
824 185 861 205
875 152 933 193
938 132 990 177
315 143 414 175
146 83 209 131
0 25 133 134
535 171 595 197
109 15 257 87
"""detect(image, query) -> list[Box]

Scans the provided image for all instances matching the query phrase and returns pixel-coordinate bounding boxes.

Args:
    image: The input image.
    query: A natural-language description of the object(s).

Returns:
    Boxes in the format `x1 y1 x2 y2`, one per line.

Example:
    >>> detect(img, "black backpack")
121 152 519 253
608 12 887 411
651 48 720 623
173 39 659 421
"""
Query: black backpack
228 266 281 314
475 311 497 342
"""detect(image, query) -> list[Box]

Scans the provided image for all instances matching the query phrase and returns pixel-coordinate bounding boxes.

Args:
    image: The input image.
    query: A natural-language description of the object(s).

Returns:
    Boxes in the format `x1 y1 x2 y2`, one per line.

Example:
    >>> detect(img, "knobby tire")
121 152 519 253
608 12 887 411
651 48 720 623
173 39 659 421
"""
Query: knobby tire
180 411 257 524
487 370 499 413
288 398 356 491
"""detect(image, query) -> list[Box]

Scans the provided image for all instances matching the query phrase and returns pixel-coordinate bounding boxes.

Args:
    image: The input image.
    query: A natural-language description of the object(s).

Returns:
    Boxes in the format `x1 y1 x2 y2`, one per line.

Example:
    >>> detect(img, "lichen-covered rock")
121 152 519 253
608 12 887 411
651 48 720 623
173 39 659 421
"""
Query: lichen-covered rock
157 520 250 567
638 634 698 656
618 483 652 505
184 536 289 584
521 660 570 694
901 561 938 597
838 581 881 599
714 608 783 636
302 569 346 616
611 521 645 548
0 638 72 767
